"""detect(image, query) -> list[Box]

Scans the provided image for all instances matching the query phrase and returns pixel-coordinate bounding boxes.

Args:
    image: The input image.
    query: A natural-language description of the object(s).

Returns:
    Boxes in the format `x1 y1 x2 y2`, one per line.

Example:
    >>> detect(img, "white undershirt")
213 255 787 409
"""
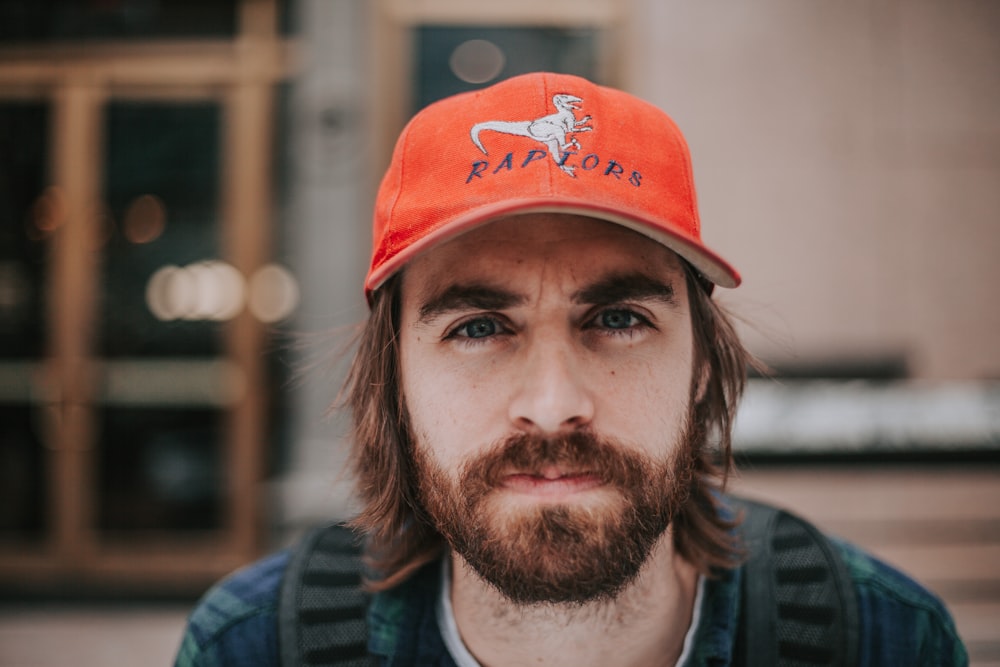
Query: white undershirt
436 557 706 667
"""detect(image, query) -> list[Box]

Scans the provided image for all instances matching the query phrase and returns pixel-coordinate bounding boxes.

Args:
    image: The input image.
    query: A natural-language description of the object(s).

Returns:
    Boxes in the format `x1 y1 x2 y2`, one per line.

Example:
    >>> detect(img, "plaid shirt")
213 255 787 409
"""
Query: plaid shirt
175 513 968 666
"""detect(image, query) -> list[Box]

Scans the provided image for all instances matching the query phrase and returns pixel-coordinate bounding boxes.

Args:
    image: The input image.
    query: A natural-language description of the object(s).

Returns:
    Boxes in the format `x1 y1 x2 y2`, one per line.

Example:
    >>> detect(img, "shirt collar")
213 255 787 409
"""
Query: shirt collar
683 563 741 666
370 554 739 667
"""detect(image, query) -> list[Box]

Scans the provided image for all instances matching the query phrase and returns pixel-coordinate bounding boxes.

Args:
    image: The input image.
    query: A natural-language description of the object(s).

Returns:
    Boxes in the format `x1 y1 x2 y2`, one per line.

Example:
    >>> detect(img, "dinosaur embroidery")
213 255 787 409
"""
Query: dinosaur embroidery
470 93 593 176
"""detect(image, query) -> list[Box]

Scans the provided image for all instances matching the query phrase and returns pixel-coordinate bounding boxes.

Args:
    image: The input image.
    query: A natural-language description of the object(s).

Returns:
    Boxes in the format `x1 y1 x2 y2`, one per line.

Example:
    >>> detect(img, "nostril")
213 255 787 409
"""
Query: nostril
510 407 593 436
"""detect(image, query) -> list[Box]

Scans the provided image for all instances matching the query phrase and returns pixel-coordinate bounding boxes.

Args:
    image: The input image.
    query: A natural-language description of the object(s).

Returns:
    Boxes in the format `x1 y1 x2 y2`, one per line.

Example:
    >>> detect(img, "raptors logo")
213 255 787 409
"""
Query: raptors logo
466 93 641 187
470 93 593 177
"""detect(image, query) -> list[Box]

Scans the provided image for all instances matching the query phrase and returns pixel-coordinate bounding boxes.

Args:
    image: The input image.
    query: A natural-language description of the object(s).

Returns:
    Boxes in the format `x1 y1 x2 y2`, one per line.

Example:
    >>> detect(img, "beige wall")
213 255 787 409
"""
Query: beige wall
623 0 1000 380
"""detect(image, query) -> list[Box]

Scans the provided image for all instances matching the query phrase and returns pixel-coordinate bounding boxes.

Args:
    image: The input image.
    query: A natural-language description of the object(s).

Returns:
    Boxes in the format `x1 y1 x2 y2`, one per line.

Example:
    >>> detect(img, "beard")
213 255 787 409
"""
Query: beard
411 416 697 605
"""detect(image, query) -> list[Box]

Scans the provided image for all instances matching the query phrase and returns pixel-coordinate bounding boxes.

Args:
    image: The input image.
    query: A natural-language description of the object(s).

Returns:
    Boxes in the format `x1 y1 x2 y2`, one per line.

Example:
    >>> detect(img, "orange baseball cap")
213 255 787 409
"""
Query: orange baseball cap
366 72 740 298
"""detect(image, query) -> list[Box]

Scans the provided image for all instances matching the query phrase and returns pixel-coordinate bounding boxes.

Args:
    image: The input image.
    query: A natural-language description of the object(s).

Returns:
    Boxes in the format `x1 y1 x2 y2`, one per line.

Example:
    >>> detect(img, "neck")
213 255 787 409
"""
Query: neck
449 533 700 667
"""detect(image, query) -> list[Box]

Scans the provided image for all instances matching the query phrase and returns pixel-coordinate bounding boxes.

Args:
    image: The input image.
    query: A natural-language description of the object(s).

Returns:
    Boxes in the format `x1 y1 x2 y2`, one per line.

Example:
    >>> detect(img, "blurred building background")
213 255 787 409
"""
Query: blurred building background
0 0 997 664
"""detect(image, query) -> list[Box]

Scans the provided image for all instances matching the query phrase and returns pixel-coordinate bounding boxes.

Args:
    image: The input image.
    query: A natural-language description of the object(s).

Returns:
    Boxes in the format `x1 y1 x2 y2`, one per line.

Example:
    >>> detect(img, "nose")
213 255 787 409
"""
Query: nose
508 336 595 435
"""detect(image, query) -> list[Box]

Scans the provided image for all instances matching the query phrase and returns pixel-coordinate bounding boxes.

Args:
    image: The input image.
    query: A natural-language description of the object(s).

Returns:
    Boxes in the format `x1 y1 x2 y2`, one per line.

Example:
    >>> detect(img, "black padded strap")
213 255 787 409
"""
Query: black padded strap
733 497 860 667
279 523 374 667
279 501 859 666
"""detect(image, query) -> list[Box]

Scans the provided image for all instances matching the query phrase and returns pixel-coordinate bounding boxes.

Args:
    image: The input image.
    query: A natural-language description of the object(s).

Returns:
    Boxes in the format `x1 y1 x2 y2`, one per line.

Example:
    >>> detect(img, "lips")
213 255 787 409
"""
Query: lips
457 431 648 504
501 467 604 497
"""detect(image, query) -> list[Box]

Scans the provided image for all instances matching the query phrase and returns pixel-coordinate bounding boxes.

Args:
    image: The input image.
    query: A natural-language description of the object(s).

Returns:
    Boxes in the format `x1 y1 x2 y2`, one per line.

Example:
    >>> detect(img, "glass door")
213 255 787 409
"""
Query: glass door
96 101 227 537
0 101 51 548
0 0 292 594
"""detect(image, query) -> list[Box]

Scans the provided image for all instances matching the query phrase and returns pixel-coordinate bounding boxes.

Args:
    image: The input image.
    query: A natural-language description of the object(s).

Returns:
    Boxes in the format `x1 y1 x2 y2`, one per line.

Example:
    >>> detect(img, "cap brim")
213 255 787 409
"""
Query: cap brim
365 198 741 296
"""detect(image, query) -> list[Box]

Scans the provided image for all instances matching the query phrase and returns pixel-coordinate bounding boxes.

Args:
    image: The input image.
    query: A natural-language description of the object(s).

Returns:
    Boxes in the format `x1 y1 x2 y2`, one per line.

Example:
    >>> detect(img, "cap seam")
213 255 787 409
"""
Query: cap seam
542 74 555 194
671 118 699 227
383 118 415 256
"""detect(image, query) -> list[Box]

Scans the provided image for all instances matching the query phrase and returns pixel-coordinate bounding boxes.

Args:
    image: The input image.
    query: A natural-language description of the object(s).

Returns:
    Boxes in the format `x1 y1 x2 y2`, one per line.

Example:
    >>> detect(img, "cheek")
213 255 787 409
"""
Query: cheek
401 346 501 461
598 345 694 443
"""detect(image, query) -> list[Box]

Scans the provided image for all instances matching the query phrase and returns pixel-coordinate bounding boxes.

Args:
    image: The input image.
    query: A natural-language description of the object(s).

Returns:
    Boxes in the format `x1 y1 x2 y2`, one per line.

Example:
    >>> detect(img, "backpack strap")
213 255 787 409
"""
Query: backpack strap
278 501 859 666
278 523 374 667
732 497 860 667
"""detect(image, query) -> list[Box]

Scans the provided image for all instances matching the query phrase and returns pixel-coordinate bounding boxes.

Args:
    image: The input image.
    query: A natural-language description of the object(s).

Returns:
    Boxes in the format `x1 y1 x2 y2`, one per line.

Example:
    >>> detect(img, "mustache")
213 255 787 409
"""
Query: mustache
459 430 655 494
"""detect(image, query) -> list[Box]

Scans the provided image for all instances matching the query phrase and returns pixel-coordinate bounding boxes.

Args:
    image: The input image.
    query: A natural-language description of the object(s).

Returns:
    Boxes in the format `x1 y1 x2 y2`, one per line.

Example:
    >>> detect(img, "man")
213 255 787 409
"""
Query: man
175 72 967 666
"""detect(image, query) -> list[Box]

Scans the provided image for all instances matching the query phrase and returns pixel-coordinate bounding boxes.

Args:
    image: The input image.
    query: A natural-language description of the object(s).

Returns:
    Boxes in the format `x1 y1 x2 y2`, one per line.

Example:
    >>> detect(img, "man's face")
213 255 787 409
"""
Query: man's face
399 213 700 604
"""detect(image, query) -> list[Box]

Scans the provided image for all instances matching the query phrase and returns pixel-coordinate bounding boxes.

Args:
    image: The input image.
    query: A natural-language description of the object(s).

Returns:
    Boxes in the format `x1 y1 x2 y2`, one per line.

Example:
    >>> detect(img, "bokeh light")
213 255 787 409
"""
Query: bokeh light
145 261 299 323
27 186 67 239
449 39 505 84
146 260 247 322
123 194 167 244
248 263 299 323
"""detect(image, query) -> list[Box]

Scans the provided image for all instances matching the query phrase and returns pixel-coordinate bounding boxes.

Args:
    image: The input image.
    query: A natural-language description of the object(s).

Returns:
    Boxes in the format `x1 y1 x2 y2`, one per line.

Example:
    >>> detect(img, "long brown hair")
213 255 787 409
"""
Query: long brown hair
345 265 753 589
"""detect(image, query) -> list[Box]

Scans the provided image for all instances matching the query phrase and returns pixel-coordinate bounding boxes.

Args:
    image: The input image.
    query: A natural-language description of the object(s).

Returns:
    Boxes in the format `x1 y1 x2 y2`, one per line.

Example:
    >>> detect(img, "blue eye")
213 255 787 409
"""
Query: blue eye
459 318 498 338
600 309 638 329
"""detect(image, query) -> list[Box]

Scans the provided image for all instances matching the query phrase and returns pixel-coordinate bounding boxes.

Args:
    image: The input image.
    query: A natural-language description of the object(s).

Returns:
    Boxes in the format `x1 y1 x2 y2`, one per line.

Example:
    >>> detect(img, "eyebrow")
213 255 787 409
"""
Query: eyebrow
416 271 677 323
572 272 677 307
417 283 526 322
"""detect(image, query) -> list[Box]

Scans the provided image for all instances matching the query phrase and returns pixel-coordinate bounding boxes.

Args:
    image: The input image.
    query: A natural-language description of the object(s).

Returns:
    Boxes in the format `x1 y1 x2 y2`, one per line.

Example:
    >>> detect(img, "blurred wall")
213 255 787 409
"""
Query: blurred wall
275 0 371 530
278 0 1000 528
623 0 1000 380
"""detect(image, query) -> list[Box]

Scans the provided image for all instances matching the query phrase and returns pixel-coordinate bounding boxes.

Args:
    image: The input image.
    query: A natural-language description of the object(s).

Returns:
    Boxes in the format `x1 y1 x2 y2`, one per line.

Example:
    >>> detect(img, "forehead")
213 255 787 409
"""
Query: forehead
401 214 686 296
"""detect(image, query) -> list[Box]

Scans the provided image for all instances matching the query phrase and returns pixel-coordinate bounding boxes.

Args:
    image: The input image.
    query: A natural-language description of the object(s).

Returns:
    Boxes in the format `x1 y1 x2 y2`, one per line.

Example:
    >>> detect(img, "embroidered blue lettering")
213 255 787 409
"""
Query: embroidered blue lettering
557 151 578 167
492 152 514 174
466 161 488 183
522 150 547 168
468 152 639 184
